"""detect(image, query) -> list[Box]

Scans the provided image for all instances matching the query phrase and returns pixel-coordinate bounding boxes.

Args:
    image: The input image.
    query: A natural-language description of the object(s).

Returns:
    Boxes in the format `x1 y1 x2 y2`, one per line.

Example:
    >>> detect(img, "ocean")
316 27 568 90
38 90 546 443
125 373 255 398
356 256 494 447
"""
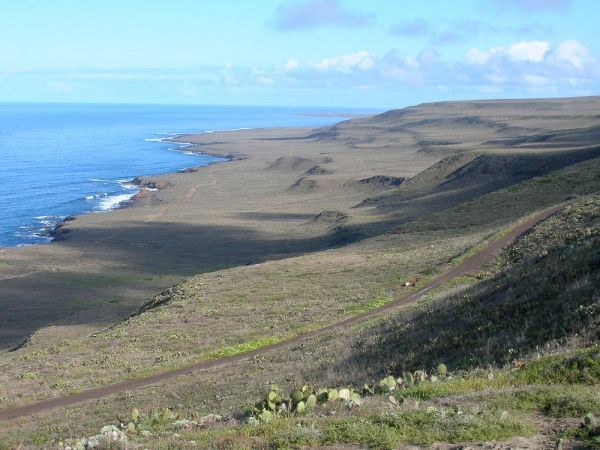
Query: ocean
0 103 357 247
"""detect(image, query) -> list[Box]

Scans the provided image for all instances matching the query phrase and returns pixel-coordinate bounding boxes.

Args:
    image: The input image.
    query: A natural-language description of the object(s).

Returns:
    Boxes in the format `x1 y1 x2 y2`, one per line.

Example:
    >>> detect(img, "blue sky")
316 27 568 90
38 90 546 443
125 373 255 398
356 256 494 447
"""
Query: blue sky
0 0 598 108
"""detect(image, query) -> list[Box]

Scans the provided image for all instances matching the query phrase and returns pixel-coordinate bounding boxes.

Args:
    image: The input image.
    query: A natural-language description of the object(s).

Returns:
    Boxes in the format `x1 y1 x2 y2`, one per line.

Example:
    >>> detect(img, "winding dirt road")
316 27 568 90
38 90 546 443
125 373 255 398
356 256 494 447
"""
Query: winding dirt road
0 206 560 422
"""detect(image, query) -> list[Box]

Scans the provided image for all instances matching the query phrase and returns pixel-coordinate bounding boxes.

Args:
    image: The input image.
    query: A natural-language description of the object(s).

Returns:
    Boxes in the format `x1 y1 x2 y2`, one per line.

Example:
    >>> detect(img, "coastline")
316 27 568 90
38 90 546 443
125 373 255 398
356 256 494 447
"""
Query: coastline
2 97 600 447
5 95 597 351
22 136 234 248
4 120 336 250
0 123 371 350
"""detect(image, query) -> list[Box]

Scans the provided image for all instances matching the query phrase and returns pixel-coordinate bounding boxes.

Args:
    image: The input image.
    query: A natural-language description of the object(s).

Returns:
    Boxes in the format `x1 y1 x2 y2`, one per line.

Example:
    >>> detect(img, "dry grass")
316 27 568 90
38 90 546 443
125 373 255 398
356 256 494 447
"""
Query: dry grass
0 228 487 410
2 97 600 448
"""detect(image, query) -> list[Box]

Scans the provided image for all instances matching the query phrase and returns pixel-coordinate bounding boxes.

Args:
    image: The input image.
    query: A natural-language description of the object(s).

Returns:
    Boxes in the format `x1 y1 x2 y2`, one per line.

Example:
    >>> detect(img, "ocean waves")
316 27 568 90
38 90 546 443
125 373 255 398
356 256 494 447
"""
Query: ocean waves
0 103 345 247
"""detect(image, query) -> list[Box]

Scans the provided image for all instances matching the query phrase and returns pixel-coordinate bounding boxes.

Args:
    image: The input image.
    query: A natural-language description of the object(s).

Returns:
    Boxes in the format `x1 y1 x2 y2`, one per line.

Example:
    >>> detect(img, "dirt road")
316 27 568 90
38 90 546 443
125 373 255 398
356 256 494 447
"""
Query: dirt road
0 206 560 422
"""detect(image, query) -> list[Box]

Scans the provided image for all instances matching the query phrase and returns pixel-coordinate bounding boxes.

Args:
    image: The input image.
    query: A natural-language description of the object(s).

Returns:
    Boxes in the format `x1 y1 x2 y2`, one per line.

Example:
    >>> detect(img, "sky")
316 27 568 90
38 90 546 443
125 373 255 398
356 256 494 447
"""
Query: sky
0 0 598 108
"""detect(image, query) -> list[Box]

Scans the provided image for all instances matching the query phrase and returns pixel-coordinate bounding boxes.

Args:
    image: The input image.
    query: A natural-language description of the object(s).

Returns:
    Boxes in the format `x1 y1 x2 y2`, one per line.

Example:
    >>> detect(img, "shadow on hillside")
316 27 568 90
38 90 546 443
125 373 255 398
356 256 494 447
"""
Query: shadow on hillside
4 147 600 352
0 216 401 351
5 151 600 351
235 212 316 221
325 231 600 385
360 146 600 211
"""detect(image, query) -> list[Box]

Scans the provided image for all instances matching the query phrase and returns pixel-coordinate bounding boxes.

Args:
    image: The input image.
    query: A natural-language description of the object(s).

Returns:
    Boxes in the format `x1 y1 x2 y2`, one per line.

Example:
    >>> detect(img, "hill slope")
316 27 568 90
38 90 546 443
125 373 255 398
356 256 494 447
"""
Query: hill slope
1 97 600 449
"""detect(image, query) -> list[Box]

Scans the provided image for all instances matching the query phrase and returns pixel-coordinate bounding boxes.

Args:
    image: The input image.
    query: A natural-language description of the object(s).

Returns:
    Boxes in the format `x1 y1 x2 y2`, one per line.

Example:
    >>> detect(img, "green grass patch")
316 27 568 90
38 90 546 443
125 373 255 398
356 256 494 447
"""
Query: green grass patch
400 348 600 403
251 418 321 449
205 336 285 359
448 224 512 266
449 244 484 265
489 385 600 418
322 419 400 450
513 347 600 385
401 373 514 401
322 407 532 449
345 295 391 315
559 424 600 450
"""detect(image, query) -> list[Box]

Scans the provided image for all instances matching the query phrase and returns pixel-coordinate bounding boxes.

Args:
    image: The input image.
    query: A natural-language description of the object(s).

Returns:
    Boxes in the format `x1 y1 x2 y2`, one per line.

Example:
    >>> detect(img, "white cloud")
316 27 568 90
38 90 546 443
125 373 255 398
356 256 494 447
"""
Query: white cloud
221 62 236 84
505 40 549 63
463 40 595 77
8 39 598 104
554 39 588 69
311 51 375 73
465 41 551 66
251 67 276 85
465 48 490 65
284 58 299 71
464 41 552 66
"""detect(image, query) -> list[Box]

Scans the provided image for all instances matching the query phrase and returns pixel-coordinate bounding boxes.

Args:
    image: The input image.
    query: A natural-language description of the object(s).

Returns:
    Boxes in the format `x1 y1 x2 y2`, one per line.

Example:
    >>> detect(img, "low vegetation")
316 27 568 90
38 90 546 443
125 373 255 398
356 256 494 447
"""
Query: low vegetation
2 113 600 447
330 193 600 383
50 348 598 449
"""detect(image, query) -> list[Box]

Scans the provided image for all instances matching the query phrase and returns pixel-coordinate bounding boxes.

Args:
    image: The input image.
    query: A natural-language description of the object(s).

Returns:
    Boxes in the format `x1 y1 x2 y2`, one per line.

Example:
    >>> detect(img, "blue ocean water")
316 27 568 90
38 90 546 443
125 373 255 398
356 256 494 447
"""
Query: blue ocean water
0 103 356 247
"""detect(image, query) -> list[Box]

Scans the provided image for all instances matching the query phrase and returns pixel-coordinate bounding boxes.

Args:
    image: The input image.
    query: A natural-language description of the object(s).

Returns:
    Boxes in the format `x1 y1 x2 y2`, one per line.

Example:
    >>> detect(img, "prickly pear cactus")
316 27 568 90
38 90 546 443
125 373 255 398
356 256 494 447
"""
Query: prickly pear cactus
328 388 339 401
291 390 304 404
377 375 396 393
295 401 306 414
259 410 273 423
317 388 329 403
338 388 351 401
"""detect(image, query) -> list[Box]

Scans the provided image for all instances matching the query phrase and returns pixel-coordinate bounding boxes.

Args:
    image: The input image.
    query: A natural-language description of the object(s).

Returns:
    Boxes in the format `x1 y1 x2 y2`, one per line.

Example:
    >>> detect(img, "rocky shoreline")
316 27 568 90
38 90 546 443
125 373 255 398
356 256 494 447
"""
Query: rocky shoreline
44 144 233 244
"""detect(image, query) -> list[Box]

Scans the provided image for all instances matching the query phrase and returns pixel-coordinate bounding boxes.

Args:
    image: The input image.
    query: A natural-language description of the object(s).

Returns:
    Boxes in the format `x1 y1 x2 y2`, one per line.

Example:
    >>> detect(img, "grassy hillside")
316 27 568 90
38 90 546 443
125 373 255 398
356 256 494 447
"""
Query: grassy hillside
333 194 600 381
31 193 600 450
1 98 600 449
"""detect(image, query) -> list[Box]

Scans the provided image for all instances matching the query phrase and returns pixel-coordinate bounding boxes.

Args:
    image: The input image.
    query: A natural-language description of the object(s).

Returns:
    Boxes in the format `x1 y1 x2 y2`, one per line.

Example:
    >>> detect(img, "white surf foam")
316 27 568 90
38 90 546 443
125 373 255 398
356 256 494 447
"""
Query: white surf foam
96 193 136 211
85 193 107 200
34 215 62 227
117 178 139 190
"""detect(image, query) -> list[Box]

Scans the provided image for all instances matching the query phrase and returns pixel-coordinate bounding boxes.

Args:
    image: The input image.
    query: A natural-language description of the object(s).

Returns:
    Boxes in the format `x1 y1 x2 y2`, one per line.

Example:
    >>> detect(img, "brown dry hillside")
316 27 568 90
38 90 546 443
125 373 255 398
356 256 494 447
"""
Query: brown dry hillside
0 97 599 352
1 97 600 449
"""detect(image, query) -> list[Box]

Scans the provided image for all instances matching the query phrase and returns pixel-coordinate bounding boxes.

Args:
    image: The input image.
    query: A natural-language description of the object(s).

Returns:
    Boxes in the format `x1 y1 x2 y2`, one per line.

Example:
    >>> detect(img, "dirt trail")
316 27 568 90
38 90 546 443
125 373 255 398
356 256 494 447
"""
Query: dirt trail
0 206 560 422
